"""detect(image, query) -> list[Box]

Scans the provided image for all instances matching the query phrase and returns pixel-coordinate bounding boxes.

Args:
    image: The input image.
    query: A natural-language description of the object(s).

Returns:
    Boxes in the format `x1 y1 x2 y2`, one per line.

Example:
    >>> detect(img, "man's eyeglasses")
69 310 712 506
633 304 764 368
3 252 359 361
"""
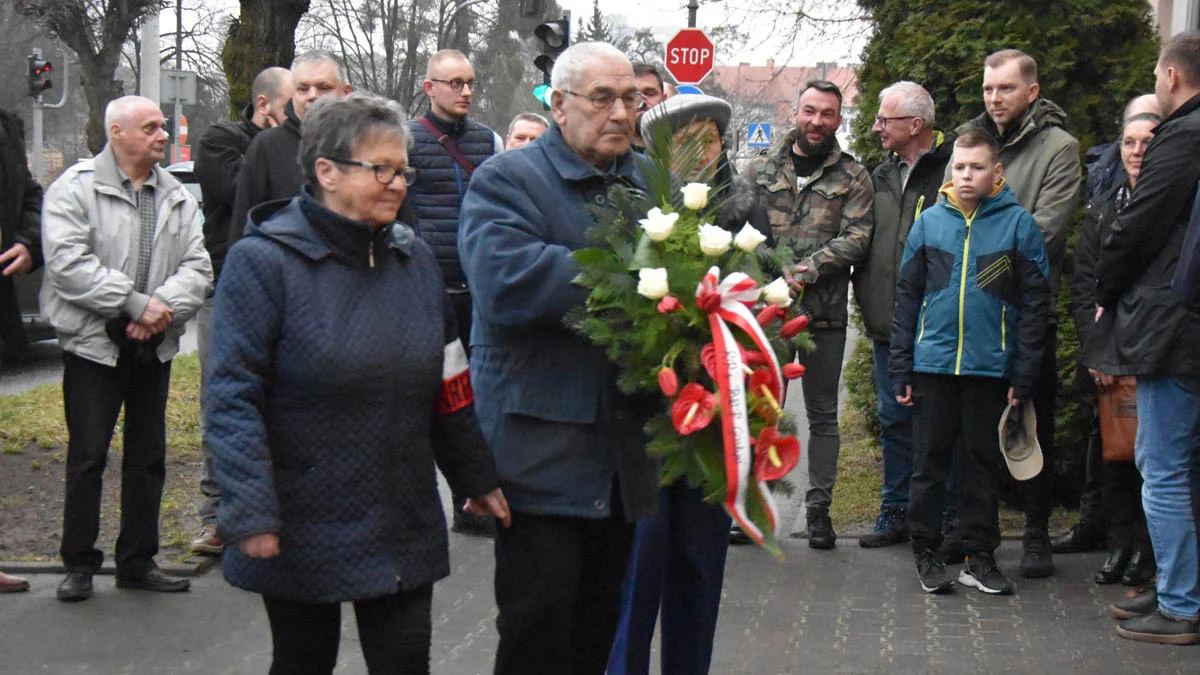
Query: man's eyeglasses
874 115 916 126
430 78 479 92
562 89 646 112
325 157 417 186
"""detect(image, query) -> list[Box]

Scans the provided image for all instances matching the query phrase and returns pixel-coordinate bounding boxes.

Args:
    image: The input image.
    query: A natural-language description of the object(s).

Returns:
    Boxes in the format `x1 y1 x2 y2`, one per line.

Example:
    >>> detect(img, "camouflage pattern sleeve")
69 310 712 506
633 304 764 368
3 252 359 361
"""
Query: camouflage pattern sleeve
799 163 875 283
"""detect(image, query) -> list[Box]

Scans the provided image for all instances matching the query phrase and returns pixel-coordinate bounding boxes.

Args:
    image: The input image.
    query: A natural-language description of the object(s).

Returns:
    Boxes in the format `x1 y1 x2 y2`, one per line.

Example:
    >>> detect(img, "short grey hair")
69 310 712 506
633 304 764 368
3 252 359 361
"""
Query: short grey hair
104 95 159 137
292 50 349 86
507 112 549 135
299 91 410 196
878 81 936 125
550 42 629 92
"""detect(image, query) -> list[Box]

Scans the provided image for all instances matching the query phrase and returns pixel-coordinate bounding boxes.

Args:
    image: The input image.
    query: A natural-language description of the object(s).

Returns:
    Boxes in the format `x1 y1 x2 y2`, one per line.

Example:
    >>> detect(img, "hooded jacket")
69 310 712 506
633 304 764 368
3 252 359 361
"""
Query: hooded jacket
889 182 1050 399
0 109 44 353
958 98 1082 302
855 130 955 342
194 101 263 279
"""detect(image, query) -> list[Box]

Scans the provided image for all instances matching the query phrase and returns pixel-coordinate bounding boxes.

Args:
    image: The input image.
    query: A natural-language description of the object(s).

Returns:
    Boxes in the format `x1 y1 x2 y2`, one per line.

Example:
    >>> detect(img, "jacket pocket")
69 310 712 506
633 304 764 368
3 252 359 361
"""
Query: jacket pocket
809 184 847 234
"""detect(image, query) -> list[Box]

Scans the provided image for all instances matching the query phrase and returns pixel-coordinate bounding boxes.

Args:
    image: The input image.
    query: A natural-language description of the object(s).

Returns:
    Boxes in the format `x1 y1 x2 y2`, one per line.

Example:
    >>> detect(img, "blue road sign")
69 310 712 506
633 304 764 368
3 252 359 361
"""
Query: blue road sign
676 84 704 95
747 123 772 148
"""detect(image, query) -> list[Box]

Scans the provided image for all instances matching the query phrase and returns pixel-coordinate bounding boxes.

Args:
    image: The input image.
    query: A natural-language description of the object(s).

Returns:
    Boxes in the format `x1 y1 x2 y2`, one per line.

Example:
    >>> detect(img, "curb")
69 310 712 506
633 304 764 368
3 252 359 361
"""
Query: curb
0 554 221 577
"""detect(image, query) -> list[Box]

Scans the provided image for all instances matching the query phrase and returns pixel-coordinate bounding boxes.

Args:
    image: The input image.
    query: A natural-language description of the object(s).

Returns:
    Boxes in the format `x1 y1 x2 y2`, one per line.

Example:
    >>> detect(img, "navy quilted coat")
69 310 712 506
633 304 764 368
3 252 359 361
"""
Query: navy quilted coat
206 192 497 603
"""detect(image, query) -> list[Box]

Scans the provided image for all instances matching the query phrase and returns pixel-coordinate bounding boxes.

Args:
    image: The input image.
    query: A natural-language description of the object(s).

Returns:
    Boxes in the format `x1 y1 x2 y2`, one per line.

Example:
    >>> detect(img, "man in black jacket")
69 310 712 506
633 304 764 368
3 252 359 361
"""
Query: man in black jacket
853 81 955 549
0 108 43 367
228 51 351 251
1097 31 1200 646
188 66 292 556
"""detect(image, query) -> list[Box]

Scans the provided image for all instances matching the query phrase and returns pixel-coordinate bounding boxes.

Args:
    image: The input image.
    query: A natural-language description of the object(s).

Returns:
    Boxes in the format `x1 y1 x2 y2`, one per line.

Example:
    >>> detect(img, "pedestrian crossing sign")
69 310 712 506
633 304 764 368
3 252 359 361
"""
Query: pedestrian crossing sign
747 123 772 148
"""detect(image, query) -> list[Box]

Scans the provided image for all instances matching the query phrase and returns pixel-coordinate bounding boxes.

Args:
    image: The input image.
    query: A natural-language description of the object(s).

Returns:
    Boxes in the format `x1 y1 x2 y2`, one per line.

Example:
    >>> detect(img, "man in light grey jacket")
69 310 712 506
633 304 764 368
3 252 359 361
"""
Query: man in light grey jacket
41 95 212 602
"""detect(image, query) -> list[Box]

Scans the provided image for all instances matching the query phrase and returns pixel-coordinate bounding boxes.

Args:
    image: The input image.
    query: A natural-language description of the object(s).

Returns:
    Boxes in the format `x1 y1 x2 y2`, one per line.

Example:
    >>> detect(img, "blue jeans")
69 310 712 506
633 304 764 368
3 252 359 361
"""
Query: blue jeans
607 483 731 675
1134 375 1200 621
873 340 914 509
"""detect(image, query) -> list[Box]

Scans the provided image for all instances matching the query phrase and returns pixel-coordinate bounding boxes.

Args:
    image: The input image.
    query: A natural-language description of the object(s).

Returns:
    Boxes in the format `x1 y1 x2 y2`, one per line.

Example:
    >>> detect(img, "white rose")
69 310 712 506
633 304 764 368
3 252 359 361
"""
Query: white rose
762 277 793 307
680 183 710 210
733 223 768 253
636 267 670 300
638 207 680 242
697 223 733 256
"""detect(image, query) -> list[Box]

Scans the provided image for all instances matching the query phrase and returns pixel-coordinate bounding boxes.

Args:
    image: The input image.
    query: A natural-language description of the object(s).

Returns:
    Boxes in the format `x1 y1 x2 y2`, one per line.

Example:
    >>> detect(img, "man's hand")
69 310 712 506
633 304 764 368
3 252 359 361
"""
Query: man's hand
1088 368 1115 389
1094 306 1105 322
464 488 512 528
895 384 913 407
137 298 174 333
0 243 33 277
126 322 156 342
240 533 280 558
1007 387 1021 406
782 265 806 297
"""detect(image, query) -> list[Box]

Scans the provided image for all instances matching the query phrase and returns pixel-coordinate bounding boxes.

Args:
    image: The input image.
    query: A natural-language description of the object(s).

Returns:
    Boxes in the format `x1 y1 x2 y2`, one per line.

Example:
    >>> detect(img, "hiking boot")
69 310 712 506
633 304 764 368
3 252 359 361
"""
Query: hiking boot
916 549 954 594
806 506 836 549
860 506 909 548
958 552 1014 595
1117 609 1200 645
1109 586 1158 620
1019 528 1054 578
1050 521 1106 554
190 524 224 555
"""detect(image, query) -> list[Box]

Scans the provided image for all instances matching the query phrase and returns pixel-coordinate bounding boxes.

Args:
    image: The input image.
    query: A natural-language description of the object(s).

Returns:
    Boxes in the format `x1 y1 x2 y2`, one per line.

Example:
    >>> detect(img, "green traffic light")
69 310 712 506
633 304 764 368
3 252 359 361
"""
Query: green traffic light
533 84 553 107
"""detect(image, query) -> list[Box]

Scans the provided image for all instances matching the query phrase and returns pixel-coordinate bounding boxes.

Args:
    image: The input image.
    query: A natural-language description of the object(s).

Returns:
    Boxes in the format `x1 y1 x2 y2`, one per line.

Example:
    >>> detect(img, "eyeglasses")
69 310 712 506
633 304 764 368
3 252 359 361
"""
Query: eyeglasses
430 78 479 92
874 115 916 126
562 89 646 112
325 157 417 186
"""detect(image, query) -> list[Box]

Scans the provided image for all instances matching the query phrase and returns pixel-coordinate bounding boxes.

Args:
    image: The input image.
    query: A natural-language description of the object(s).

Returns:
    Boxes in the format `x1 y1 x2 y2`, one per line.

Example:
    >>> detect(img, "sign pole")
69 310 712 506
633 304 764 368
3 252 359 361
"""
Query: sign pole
32 99 44 183
687 0 698 27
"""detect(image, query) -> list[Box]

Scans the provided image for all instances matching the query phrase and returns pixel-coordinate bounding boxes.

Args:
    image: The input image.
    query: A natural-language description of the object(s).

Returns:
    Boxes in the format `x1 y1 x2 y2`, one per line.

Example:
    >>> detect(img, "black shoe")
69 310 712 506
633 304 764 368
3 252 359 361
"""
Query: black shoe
451 510 497 539
729 524 754 546
916 549 954 594
958 552 1014 595
1117 609 1200 645
1094 548 1133 585
860 506 909 548
1050 522 1106 554
115 567 191 593
806 506 836 549
56 572 93 602
1109 586 1157 620
1121 549 1156 587
1019 528 1054 578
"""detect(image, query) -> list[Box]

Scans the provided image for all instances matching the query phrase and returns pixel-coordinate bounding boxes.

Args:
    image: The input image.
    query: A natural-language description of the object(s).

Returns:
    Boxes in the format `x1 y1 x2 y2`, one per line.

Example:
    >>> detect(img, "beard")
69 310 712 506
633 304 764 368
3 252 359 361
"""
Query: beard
796 126 836 157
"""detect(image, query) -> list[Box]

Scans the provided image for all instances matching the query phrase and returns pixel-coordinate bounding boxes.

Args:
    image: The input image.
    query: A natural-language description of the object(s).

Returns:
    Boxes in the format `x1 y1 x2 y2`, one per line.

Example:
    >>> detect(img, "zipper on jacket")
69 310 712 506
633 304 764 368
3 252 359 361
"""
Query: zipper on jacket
914 195 926 220
955 209 977 375
918 300 927 343
1001 305 1006 351
369 241 375 268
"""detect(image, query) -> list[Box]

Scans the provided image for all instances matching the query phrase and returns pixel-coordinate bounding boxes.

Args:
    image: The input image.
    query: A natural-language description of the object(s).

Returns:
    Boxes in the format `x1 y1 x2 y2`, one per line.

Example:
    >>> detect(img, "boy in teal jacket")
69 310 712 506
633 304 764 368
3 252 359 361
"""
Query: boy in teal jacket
889 130 1050 595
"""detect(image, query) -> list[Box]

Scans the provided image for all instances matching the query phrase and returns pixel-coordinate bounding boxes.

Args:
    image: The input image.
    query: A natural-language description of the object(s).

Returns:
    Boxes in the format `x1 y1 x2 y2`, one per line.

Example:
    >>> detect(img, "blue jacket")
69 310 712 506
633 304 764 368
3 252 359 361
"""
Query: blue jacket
458 124 660 521
207 192 497 603
889 182 1050 398
407 112 499 284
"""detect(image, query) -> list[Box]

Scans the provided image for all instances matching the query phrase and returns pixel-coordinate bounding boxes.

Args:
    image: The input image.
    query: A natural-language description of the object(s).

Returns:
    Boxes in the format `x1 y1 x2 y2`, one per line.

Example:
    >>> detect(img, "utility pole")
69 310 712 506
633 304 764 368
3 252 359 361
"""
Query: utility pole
688 0 699 28
173 0 183 164
140 11 160 102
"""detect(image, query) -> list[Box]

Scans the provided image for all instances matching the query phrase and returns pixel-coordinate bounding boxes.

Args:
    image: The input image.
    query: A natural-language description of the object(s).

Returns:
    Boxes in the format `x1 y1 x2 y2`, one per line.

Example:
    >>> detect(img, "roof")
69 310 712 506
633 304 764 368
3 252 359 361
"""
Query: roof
710 59 860 129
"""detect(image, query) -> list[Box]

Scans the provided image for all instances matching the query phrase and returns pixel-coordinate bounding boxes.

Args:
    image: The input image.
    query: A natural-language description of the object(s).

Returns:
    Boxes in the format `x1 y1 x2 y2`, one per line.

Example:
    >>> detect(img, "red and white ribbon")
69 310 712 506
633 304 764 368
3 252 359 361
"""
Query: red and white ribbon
696 266 782 545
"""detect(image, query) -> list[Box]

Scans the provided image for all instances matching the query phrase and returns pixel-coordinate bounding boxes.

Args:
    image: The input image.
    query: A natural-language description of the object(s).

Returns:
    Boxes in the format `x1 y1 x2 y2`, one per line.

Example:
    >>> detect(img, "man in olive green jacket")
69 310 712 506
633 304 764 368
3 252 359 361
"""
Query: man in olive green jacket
853 81 956 549
747 80 874 549
955 49 1083 580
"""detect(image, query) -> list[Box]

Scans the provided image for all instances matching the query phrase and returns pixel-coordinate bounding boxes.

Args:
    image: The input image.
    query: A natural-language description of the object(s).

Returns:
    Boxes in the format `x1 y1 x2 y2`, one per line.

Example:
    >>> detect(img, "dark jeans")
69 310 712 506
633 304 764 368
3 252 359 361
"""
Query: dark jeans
59 351 172 576
447 289 472 519
607 483 731 675
195 299 219 525
795 327 847 509
1077 409 1106 527
1021 324 1058 530
494 503 634 675
262 585 433 675
909 374 1010 556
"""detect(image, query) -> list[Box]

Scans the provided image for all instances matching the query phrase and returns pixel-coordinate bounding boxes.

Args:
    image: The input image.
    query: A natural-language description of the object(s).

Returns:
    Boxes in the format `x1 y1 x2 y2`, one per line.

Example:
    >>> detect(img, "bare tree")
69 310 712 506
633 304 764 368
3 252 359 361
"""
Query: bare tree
16 0 166 154
221 0 312 116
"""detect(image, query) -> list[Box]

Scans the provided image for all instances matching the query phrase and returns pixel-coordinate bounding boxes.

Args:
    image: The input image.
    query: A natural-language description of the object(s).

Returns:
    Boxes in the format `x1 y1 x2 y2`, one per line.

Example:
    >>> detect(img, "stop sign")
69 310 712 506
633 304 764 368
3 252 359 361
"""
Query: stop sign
665 29 715 85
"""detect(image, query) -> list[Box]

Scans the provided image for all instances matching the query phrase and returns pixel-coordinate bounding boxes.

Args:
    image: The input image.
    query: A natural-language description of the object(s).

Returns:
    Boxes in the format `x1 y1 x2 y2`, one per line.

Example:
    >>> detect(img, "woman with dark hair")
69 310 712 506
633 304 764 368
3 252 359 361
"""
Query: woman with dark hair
206 91 509 674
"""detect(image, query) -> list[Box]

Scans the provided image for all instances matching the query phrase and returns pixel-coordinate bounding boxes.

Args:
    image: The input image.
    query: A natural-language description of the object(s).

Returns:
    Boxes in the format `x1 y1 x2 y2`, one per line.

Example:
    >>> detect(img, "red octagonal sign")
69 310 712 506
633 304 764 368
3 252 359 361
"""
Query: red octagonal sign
665 29 715 85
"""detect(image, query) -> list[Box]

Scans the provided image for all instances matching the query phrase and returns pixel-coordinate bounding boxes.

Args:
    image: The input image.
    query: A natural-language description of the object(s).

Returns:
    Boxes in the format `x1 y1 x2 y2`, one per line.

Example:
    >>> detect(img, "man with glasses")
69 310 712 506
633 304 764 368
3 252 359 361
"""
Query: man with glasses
853 81 956 550
459 42 659 674
408 48 504 538
747 79 874 550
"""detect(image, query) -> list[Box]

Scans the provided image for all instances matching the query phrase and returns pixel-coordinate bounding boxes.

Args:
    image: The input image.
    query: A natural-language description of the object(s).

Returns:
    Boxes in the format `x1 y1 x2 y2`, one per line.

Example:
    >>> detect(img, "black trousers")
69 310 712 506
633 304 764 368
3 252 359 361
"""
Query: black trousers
59 351 172 576
909 374 1011 556
493 503 634 675
262 585 434 675
1077 410 1107 527
1021 324 1058 530
447 289 473 520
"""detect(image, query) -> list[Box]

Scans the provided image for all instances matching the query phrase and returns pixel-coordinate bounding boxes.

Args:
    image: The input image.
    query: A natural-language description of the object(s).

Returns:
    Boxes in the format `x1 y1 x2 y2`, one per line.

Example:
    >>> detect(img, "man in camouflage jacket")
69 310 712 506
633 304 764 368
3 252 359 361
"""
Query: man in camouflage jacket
746 80 874 549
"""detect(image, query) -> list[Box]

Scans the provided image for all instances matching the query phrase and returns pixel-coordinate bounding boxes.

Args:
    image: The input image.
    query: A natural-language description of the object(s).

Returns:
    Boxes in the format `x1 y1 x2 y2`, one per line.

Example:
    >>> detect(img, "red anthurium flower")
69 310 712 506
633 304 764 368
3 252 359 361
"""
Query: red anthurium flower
700 343 717 379
671 383 717 435
743 349 769 367
657 295 682 314
756 305 781 326
748 368 781 416
658 367 679 397
754 426 800 482
780 314 810 339
782 363 806 379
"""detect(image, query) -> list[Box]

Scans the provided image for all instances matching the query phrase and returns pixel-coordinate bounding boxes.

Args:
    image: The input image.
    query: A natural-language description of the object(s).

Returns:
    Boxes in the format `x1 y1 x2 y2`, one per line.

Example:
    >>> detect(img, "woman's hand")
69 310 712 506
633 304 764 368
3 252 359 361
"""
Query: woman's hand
465 488 512 528
240 533 280 558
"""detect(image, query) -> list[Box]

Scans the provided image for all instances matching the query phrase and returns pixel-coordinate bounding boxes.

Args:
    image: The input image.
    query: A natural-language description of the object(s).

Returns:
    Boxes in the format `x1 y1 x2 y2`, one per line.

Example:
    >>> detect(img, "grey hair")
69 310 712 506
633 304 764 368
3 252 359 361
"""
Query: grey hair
292 50 349 86
299 91 410 196
550 42 629 92
507 112 549 135
878 81 936 124
104 95 159 137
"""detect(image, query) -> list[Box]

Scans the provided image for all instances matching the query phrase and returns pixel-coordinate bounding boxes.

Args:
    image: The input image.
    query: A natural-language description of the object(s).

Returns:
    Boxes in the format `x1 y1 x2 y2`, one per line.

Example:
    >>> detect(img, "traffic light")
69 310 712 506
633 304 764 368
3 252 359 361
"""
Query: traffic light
534 18 569 84
27 55 52 98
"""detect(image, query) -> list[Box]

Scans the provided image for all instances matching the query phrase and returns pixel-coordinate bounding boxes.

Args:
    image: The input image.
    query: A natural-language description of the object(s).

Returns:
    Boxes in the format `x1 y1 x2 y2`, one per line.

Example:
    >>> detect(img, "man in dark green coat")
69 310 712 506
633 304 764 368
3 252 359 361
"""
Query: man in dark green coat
853 82 955 549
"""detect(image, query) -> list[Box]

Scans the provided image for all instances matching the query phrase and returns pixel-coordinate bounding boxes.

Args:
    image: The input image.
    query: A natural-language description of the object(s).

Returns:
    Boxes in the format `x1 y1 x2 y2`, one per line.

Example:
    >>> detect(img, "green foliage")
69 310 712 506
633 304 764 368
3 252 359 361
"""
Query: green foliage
851 0 1160 167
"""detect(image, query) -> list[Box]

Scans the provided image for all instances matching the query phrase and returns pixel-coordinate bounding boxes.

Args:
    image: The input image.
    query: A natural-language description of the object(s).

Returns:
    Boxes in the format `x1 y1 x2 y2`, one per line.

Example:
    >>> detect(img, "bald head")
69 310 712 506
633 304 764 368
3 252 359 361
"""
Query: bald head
250 66 294 128
104 95 168 171
426 49 470 79
1124 94 1161 120
105 96 161 138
